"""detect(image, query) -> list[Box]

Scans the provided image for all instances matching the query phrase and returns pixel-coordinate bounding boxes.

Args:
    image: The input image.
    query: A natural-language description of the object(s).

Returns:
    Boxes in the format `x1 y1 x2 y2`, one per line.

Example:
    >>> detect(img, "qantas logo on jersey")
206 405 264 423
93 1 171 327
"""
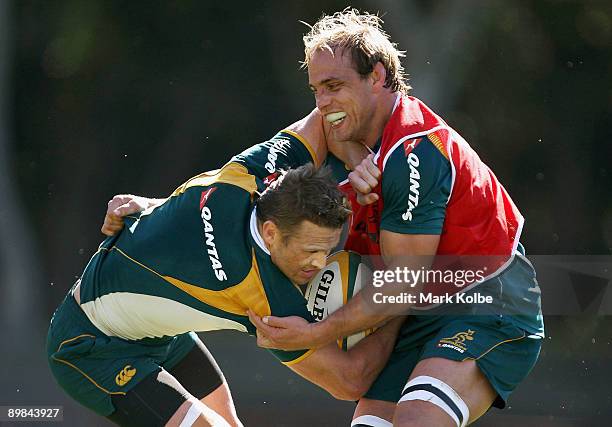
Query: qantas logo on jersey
402 152 421 221
403 138 418 155
263 172 279 186
264 137 290 173
199 188 227 281
200 187 217 209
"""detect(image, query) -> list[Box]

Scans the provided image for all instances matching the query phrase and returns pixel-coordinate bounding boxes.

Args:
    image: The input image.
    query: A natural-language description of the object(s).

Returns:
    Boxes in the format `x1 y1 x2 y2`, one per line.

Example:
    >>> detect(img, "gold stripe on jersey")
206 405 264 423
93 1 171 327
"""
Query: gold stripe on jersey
281 129 318 165
112 245 271 317
162 250 271 317
171 162 258 197
427 131 449 160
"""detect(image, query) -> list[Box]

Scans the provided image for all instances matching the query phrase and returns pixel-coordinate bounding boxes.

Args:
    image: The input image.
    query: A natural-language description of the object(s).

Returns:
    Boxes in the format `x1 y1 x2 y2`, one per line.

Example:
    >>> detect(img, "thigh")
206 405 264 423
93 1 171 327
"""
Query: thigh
395 316 542 426
108 368 188 426
166 333 241 427
109 369 232 427
166 333 225 400
396 357 496 426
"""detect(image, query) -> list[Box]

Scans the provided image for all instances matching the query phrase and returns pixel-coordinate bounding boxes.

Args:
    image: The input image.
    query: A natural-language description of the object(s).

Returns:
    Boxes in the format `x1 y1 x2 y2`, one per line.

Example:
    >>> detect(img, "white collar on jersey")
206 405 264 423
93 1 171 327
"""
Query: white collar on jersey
391 92 400 114
249 207 270 255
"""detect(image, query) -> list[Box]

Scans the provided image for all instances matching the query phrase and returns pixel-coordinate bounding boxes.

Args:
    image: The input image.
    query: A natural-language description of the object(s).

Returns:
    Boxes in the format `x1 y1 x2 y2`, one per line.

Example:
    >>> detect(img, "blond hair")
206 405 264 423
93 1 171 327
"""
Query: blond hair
302 8 410 94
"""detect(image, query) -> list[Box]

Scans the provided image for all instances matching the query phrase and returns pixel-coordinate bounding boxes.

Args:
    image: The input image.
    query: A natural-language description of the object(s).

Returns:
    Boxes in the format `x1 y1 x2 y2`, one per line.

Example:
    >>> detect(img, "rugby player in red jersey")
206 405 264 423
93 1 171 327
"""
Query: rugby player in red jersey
253 9 543 427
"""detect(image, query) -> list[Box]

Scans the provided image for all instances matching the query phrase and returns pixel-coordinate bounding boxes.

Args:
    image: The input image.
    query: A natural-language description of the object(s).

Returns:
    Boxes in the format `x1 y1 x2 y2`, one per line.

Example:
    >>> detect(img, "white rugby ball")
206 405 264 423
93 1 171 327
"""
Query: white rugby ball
305 251 374 350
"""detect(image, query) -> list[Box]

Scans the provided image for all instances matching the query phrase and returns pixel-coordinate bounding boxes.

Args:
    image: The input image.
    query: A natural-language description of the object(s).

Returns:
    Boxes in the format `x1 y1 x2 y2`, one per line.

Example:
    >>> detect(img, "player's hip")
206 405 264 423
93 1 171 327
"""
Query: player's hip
46 292 194 416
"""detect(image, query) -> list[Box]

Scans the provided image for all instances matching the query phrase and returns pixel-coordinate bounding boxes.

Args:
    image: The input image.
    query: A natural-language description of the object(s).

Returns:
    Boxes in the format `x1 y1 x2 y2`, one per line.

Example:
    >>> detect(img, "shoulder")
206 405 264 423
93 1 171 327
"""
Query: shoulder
382 134 451 185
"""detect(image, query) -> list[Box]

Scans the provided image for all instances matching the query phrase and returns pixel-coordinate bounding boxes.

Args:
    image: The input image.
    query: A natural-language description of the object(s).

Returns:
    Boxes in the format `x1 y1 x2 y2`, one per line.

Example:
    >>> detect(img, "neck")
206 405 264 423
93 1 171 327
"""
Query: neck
327 91 399 169
362 91 398 148
256 219 267 247
327 140 371 170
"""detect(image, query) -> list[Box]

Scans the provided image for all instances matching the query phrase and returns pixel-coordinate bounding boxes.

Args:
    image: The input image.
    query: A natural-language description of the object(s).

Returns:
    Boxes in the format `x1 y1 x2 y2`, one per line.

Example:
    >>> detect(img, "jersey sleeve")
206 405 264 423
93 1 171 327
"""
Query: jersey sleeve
266 286 316 364
230 130 316 180
380 136 452 234
251 248 317 364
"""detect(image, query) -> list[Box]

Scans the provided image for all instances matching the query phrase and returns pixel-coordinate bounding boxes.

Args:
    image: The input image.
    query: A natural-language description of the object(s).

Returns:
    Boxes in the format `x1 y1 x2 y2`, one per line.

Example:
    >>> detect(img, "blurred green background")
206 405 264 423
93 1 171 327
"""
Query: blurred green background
1 0 611 425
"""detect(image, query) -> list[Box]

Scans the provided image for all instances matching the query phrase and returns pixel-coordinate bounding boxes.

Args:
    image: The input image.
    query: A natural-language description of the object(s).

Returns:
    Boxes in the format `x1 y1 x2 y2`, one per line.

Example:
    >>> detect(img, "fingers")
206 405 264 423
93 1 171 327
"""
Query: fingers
101 213 124 236
247 309 265 329
112 200 142 217
256 333 273 348
260 315 294 328
362 154 381 179
102 194 149 237
247 310 275 348
356 192 380 206
106 194 147 217
106 195 134 213
349 154 381 195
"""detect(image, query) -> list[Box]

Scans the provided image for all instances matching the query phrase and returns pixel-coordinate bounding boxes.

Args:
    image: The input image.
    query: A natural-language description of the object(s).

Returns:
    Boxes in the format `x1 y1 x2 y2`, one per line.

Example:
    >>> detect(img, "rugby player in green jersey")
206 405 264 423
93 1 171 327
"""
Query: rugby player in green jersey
47 110 405 426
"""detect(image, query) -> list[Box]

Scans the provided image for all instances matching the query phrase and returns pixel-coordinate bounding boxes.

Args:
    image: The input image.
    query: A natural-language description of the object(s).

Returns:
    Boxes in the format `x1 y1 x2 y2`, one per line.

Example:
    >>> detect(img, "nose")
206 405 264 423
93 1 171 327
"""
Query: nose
311 252 327 270
315 90 332 111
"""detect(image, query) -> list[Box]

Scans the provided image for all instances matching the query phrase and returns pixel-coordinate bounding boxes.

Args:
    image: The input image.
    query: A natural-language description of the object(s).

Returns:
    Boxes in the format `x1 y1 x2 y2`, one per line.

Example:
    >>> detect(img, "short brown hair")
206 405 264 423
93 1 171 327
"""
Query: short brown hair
255 164 351 234
302 8 411 94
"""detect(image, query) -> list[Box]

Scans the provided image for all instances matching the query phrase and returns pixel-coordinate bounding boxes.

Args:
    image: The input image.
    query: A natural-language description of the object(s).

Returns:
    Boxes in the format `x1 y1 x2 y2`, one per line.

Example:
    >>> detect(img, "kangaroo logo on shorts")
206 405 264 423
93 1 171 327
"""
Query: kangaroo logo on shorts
438 329 475 353
115 365 137 386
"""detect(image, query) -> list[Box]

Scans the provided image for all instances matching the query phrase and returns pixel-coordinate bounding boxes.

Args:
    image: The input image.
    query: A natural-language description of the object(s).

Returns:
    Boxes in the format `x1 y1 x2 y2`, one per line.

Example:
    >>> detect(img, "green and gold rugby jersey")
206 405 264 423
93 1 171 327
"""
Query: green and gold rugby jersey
78 131 316 363
231 129 318 179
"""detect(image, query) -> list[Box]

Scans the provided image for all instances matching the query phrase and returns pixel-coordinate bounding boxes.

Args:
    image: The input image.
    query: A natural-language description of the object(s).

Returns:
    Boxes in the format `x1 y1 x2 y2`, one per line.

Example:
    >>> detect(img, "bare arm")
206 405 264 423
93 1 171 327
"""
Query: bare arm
249 311 404 401
284 108 328 167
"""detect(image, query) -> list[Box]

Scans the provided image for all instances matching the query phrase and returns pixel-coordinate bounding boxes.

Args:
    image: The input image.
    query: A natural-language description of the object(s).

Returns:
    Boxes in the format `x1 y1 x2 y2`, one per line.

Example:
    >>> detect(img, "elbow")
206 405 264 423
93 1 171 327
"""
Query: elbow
329 371 370 401
329 383 365 401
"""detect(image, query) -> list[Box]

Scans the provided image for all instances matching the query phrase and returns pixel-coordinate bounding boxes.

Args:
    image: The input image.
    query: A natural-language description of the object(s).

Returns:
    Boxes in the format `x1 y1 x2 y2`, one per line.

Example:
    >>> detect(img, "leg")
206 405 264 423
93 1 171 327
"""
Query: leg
109 369 230 427
167 334 242 427
351 398 395 426
393 357 496 426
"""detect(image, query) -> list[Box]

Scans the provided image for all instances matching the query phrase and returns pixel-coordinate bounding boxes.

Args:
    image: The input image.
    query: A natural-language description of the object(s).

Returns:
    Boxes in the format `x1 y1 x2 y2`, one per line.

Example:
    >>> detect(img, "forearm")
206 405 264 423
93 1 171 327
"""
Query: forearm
343 316 405 392
289 316 405 401
284 108 327 166
313 287 395 347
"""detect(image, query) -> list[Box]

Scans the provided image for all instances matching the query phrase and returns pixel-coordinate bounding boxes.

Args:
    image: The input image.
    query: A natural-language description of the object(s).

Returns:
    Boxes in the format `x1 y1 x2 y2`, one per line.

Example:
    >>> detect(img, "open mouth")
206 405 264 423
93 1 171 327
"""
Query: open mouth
325 112 347 127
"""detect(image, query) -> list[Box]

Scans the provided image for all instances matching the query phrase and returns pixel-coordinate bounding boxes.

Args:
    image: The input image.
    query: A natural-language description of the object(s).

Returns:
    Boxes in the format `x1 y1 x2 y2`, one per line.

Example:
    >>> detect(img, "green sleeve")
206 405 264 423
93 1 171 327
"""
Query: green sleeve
251 245 316 363
231 131 315 179
380 137 451 234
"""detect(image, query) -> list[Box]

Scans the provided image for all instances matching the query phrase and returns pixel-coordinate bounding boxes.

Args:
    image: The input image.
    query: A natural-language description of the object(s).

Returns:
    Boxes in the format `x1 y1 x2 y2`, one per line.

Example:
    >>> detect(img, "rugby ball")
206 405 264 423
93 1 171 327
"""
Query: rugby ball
305 251 374 350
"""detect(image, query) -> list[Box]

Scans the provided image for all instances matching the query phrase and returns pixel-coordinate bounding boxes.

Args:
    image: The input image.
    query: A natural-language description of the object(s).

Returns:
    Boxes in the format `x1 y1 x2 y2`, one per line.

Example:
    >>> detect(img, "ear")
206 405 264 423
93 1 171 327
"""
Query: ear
261 220 280 247
371 62 387 91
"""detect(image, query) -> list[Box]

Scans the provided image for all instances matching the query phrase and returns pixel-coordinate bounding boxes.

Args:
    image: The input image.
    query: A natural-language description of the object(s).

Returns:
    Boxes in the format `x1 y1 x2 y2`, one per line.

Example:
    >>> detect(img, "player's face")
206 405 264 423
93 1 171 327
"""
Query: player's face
308 49 378 144
268 220 342 285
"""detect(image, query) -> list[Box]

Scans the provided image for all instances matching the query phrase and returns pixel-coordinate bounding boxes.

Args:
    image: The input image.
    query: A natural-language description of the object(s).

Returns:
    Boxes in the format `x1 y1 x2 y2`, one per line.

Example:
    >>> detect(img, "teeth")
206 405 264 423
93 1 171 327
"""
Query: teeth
325 112 347 124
